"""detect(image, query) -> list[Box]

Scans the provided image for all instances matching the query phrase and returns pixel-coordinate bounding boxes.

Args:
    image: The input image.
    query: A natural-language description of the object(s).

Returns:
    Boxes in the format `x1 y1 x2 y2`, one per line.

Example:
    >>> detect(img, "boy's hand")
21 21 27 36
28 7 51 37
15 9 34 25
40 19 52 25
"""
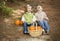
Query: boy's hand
44 18 49 21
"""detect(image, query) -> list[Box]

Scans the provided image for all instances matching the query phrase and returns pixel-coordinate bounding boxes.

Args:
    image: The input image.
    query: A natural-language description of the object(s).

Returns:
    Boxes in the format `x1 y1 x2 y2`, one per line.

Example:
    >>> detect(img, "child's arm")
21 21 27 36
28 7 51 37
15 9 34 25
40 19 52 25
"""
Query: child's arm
44 12 49 21
32 15 36 23
22 16 25 23
35 13 38 21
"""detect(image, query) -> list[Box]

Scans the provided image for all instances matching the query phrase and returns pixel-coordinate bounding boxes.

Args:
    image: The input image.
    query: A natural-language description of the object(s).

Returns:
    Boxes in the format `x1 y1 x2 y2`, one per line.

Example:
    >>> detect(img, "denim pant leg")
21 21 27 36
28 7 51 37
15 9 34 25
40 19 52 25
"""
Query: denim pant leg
23 22 28 33
37 21 45 30
43 20 50 31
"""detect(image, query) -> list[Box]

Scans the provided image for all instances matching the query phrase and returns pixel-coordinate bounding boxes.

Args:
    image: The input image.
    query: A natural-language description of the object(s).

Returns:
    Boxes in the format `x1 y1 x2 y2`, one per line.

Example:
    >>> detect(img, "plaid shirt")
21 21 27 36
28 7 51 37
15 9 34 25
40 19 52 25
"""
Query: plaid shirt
35 11 48 21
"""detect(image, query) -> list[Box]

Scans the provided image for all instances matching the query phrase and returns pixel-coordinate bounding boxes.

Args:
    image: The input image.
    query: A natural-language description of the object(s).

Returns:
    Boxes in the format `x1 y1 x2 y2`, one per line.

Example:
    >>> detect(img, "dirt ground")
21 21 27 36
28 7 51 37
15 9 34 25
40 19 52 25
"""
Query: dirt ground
0 0 60 41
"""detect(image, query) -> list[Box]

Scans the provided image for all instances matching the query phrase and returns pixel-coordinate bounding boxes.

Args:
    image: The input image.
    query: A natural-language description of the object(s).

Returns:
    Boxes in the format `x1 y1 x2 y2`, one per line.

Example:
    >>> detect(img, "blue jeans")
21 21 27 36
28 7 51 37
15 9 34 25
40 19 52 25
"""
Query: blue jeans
23 22 32 33
37 20 50 31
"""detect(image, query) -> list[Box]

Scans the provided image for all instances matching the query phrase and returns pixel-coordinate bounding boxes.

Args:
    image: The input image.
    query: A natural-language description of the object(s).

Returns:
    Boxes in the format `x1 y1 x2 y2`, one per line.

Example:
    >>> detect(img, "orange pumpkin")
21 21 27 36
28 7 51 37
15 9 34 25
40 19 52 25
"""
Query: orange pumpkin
29 26 42 30
29 26 35 30
15 20 20 25
15 20 23 25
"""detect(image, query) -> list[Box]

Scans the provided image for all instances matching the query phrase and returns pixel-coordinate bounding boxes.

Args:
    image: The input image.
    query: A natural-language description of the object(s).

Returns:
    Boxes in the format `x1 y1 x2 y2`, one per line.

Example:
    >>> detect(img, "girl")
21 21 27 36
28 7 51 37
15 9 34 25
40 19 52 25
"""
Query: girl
22 4 36 34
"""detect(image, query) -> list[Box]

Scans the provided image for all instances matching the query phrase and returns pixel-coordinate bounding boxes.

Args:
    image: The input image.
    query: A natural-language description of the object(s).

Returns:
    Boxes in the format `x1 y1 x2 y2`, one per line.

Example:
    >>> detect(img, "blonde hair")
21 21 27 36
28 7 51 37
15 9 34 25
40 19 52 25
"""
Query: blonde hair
37 5 43 10
26 4 32 8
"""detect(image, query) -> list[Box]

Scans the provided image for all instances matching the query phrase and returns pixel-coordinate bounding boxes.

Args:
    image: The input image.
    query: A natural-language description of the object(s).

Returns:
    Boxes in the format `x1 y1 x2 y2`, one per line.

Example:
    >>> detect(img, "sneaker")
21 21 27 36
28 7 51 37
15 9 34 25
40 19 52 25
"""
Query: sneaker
42 29 46 35
23 33 29 35
45 30 49 35
23 31 29 35
42 29 45 32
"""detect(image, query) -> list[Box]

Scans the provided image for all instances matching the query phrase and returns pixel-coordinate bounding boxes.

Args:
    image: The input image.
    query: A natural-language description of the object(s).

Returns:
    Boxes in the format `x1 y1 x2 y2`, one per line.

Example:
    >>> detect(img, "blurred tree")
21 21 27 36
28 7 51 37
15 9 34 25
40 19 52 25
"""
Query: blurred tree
0 0 13 18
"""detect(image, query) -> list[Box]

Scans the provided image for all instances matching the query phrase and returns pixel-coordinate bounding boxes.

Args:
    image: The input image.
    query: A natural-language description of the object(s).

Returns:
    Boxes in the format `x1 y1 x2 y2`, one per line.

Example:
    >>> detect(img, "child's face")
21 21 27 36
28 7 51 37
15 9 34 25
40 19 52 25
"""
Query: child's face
37 6 43 12
27 6 32 12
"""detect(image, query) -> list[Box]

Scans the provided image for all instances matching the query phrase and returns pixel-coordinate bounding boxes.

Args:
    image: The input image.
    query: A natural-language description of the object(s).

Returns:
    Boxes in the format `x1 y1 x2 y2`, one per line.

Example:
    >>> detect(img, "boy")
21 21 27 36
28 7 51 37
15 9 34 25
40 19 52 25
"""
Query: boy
35 5 50 34
22 4 36 34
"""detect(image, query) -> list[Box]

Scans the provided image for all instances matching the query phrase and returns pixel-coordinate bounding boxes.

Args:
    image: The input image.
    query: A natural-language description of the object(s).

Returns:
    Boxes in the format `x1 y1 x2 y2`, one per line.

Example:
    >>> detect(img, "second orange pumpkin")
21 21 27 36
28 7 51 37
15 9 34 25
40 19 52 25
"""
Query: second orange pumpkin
29 26 42 30
29 26 35 30
15 20 23 25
